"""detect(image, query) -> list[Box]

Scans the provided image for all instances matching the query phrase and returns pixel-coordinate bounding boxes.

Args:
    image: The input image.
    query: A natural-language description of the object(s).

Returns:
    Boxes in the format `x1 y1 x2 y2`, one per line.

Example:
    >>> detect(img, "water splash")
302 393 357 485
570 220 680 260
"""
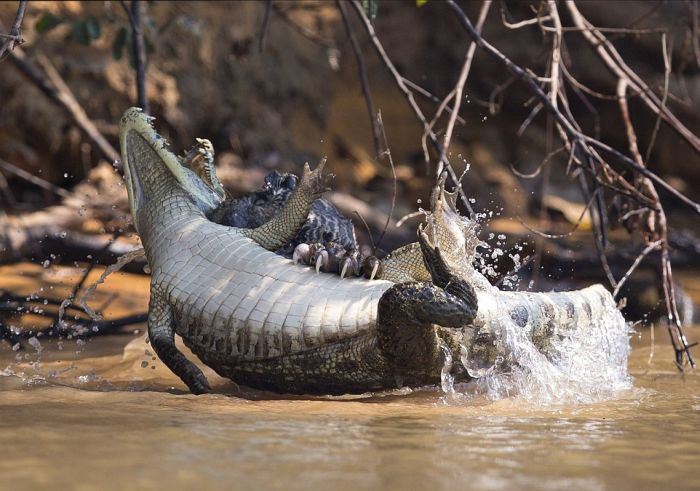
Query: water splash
75 248 147 321
426 178 632 405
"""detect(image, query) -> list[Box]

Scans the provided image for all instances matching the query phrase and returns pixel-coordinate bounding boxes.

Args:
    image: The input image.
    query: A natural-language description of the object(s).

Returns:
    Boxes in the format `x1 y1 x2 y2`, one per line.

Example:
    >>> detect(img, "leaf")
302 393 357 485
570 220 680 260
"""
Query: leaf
416 0 428 6
112 27 128 60
35 13 63 34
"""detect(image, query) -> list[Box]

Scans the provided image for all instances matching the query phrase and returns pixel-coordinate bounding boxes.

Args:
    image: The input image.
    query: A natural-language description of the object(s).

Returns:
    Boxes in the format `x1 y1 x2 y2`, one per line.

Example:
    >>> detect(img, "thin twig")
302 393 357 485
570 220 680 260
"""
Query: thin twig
272 3 334 48
402 78 466 124
438 1 492 175
0 0 26 61
373 112 396 253
644 33 670 163
613 240 663 299
0 158 81 202
516 102 543 137
517 187 598 240
510 146 566 179
259 0 273 53
337 0 382 157
9 49 121 165
352 210 375 250
121 0 149 113
349 0 474 217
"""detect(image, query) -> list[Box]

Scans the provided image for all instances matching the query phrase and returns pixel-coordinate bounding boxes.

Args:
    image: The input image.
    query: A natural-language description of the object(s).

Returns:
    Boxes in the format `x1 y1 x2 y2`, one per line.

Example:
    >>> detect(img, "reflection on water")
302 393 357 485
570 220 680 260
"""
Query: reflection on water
1 264 699 490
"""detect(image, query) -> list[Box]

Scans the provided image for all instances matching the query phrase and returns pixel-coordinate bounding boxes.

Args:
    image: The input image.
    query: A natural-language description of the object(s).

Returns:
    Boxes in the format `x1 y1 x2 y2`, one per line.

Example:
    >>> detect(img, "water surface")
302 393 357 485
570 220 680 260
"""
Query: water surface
1 264 698 490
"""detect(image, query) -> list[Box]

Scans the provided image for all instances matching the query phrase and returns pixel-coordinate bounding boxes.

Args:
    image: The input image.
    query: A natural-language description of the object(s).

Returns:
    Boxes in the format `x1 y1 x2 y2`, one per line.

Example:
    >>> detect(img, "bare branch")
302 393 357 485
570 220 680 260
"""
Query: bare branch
337 0 382 157
259 0 273 53
612 240 663 299
566 1 700 155
644 33 671 163
9 49 121 165
438 0 492 171
445 0 697 367
349 0 474 217
0 158 81 202
0 0 26 61
373 112 396 253
120 1 149 113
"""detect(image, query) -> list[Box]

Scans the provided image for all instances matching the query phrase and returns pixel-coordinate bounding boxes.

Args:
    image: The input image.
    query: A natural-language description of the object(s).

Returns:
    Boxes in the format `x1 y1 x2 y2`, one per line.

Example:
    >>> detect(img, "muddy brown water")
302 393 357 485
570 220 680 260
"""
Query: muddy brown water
1 264 699 490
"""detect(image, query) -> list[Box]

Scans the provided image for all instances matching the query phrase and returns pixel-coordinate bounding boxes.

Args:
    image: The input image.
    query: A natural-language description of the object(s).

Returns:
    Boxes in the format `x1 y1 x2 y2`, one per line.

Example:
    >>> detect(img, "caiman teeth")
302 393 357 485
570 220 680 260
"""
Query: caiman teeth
340 261 348 280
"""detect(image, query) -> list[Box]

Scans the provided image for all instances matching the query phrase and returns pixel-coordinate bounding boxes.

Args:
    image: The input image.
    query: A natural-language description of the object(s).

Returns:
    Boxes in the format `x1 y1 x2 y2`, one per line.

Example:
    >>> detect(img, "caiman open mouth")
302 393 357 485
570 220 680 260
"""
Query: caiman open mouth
118 107 222 232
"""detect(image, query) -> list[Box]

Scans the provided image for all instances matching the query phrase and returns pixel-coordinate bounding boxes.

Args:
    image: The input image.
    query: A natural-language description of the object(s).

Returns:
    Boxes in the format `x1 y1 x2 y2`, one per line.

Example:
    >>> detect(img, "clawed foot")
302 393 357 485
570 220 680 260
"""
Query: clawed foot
293 242 362 279
292 242 382 280
417 224 452 289
418 224 478 313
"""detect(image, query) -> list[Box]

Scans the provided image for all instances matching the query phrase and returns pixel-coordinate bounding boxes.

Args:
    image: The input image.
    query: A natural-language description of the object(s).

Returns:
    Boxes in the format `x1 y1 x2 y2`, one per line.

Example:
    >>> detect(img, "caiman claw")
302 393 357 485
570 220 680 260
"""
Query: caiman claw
418 223 478 317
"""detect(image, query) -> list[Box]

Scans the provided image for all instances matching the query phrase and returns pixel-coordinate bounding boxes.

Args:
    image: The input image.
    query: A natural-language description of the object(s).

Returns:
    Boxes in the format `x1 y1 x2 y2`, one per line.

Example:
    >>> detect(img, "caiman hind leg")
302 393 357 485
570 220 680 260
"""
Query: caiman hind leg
376 228 478 370
148 289 211 394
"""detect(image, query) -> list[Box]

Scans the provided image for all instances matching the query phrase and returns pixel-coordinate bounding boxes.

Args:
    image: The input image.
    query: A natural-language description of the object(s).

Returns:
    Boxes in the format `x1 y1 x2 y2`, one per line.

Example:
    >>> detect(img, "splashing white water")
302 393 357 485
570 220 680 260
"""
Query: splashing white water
461 296 631 405
72 248 147 321
428 194 632 405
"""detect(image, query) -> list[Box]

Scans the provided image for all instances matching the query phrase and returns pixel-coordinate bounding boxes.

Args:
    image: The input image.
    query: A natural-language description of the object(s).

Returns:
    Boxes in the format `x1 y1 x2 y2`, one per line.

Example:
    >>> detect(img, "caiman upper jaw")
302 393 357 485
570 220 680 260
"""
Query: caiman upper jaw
119 107 224 232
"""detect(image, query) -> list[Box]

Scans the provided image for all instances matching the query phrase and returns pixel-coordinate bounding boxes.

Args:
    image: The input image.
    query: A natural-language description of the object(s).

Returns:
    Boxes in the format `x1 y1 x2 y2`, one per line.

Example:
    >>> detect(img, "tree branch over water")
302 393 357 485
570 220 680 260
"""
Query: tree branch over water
445 0 696 368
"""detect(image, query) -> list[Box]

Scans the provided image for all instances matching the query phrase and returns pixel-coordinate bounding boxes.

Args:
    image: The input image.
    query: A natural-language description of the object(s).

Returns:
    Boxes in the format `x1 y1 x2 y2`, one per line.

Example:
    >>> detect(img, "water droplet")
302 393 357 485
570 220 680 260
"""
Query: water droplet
27 336 42 354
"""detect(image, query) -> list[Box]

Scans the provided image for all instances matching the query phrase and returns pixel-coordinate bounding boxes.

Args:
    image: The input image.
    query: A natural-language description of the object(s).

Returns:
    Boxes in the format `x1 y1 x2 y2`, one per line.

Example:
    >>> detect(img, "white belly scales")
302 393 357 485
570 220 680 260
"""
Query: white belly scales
150 218 393 360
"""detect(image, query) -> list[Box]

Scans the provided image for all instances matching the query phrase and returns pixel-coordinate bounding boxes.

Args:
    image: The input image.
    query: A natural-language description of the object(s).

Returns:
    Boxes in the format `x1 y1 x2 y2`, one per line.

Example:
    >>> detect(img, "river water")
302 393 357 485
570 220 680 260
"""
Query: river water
1 263 699 490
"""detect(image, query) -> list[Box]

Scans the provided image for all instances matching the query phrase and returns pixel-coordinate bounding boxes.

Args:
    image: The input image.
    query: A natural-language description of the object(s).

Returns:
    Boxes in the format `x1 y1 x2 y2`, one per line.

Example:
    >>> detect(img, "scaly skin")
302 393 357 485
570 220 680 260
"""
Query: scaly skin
120 107 477 394
120 107 626 395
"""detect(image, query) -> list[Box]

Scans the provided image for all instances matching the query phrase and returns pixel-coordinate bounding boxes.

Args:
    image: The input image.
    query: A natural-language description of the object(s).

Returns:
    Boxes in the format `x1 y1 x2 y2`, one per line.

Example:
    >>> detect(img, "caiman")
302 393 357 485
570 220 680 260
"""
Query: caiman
119 107 628 395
